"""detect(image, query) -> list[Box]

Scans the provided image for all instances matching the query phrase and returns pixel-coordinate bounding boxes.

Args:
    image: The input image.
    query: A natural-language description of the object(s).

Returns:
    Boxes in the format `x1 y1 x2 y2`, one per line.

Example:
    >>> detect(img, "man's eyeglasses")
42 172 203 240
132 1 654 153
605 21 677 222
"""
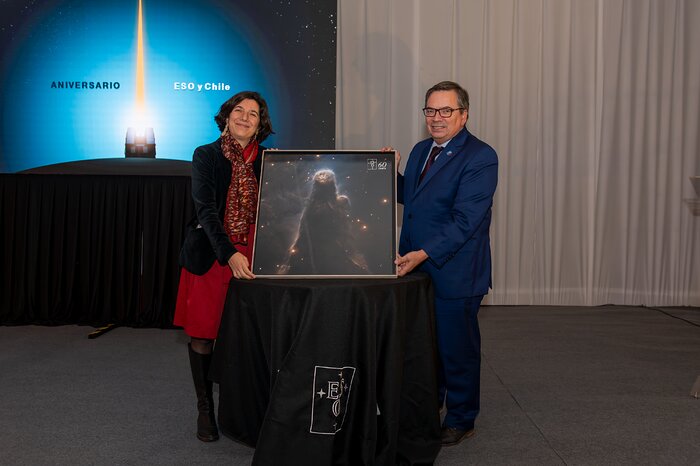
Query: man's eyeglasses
422 107 465 118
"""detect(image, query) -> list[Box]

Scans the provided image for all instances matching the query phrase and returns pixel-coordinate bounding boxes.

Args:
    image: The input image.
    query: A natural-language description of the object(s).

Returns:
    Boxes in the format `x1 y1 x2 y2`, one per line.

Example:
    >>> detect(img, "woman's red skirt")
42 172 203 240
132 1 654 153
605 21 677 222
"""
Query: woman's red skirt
173 225 254 339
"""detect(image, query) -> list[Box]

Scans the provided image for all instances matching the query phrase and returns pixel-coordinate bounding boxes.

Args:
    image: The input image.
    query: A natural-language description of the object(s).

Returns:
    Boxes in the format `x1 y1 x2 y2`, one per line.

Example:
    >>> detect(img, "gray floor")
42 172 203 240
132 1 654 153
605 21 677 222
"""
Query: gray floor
1 306 698 465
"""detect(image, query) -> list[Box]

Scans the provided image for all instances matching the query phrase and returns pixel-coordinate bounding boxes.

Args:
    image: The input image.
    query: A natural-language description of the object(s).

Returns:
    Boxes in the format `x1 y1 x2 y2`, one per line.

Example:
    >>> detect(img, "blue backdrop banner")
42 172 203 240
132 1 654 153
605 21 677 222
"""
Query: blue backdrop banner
0 0 336 172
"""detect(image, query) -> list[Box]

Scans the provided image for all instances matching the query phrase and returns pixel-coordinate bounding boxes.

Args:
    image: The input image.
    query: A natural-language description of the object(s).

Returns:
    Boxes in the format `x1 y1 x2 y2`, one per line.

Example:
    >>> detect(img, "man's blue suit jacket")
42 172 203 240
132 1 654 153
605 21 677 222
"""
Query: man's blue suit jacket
398 127 498 299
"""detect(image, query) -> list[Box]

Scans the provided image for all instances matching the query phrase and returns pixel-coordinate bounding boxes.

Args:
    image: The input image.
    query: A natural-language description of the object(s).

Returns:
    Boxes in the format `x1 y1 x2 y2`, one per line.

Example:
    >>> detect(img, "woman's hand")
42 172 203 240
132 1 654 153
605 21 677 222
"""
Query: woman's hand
228 252 256 279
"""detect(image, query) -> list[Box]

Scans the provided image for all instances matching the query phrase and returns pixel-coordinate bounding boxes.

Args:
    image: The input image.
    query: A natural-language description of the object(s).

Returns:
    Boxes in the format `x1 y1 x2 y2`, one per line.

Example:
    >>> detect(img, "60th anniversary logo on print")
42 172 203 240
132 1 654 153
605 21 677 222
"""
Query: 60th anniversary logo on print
310 365 356 434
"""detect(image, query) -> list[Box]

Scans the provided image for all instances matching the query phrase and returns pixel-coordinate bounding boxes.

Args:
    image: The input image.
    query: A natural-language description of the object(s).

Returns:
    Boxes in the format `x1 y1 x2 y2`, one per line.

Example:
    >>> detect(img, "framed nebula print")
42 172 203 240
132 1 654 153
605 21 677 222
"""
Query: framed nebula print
252 150 397 278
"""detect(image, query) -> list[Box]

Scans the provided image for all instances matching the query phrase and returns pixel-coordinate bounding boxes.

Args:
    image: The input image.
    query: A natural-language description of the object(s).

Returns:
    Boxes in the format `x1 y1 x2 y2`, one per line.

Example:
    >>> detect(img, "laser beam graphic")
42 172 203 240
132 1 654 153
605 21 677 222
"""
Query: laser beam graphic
125 0 156 157
136 0 145 112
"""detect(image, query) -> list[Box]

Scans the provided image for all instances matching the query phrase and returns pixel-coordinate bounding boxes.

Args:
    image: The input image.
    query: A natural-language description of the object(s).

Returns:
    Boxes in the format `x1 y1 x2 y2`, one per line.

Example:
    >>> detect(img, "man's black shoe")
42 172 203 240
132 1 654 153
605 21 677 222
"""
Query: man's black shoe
440 426 475 446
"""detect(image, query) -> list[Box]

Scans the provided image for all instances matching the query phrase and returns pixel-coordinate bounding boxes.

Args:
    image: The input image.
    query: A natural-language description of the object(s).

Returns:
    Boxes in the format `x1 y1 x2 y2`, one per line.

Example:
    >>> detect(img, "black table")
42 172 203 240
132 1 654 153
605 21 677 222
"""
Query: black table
210 273 441 465
0 160 193 327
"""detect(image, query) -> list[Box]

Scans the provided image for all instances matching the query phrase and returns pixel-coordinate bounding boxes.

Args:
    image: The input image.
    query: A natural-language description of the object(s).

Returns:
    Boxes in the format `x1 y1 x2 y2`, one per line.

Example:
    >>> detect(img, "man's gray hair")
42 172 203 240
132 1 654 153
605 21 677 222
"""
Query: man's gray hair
425 81 470 111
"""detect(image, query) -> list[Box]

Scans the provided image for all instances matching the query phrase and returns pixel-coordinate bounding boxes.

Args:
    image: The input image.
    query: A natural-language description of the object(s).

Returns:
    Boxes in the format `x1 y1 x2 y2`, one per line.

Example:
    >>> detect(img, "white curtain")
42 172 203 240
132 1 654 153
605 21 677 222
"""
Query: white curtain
337 0 700 306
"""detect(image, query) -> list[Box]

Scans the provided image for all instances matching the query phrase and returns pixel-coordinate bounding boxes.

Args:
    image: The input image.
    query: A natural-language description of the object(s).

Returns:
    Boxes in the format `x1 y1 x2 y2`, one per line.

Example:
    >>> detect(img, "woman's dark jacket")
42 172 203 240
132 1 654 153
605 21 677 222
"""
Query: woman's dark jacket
179 138 264 275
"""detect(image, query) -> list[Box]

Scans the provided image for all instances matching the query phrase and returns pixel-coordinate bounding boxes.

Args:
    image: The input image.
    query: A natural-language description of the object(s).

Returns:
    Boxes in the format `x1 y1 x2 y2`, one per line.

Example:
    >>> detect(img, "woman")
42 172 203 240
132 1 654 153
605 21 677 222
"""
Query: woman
174 91 273 442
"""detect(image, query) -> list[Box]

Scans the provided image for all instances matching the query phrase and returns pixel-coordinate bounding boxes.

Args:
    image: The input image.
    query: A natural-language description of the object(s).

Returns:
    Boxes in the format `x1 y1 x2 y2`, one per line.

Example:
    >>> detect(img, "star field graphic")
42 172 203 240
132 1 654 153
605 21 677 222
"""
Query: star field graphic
253 151 397 277
0 0 336 172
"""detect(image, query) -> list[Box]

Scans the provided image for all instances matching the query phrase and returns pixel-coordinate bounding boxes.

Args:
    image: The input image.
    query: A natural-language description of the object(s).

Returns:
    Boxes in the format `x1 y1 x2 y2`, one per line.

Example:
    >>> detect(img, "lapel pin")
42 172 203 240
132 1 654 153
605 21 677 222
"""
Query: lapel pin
447 151 453 156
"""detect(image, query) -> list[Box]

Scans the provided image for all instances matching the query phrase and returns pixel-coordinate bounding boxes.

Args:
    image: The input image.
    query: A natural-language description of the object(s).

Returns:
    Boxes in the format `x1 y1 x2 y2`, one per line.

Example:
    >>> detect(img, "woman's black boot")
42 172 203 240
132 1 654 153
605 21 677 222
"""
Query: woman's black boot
188 344 219 442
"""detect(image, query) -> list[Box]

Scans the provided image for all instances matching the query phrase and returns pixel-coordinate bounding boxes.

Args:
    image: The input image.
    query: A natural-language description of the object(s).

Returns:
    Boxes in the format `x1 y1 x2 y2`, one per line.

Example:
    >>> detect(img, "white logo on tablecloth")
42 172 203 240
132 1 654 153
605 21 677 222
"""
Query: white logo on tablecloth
310 365 356 434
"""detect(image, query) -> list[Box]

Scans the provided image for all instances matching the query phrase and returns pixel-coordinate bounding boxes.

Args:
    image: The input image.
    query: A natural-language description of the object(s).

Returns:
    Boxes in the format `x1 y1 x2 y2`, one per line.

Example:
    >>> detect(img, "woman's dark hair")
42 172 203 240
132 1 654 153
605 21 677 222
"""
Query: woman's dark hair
214 91 274 143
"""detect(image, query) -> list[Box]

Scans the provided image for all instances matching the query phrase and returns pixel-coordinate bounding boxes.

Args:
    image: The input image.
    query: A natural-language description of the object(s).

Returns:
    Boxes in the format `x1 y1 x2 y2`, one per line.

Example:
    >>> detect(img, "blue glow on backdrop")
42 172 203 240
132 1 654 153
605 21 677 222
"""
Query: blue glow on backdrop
0 0 336 172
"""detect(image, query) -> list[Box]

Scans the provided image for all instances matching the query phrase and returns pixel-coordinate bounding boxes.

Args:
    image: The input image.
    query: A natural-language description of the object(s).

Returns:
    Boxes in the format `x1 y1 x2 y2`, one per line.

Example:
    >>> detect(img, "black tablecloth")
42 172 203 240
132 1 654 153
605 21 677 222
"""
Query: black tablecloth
0 172 192 326
210 273 441 465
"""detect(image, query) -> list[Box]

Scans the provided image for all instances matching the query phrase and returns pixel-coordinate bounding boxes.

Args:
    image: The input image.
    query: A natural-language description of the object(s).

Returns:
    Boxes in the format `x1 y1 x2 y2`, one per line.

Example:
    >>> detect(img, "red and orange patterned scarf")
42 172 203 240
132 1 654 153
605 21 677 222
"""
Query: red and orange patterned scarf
221 131 259 245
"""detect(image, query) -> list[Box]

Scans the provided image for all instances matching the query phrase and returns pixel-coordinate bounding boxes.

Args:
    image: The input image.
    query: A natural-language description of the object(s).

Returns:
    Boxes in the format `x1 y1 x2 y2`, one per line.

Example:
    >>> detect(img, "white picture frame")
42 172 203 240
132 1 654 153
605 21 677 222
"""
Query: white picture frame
251 150 397 278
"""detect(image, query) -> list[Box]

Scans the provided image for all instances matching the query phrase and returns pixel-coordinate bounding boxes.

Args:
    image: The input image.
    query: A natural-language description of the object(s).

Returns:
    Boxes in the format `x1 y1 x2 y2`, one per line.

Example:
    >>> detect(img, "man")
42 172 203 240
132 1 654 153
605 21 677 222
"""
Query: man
392 81 498 446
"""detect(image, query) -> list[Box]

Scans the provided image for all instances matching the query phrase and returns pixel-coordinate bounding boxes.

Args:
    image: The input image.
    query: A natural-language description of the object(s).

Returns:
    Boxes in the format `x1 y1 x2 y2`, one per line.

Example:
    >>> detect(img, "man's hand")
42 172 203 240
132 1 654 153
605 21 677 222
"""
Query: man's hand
395 250 428 277
228 252 256 279
380 146 401 167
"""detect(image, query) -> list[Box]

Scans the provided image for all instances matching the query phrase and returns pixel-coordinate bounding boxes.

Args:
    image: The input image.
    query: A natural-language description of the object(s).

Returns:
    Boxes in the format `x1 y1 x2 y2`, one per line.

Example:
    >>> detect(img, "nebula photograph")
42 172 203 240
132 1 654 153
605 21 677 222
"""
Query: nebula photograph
252 151 397 277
